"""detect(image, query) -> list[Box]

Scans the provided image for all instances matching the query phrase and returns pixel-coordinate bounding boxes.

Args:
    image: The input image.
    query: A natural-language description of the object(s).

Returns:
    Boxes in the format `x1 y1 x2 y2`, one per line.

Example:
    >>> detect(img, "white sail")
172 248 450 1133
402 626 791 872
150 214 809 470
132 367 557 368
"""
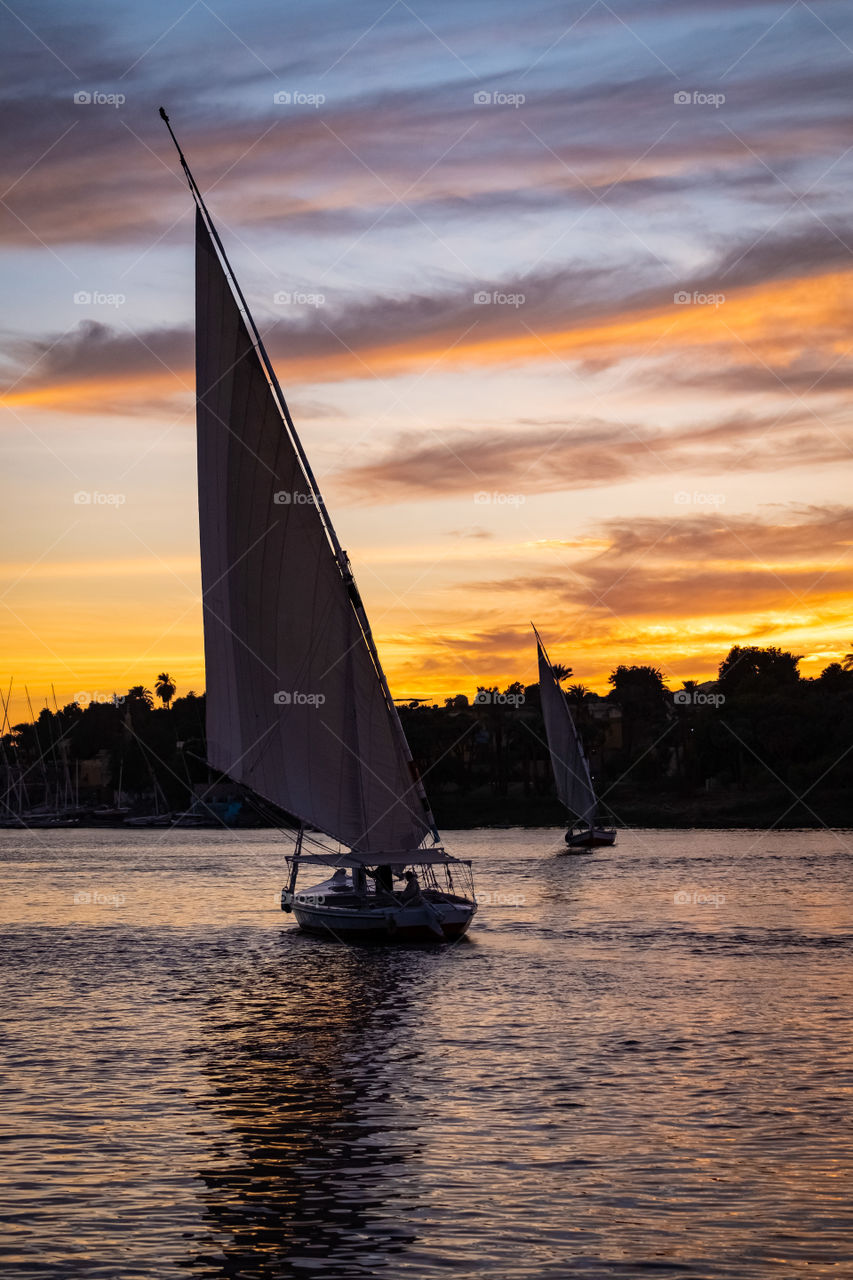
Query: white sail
195 210 431 856
536 632 596 823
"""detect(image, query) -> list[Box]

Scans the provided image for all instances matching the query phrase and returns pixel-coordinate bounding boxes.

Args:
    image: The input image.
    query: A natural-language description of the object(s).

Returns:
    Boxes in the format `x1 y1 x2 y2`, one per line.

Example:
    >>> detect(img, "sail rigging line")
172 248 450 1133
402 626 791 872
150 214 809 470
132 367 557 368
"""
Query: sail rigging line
160 106 440 848
0 679 18 815
9 716 77 811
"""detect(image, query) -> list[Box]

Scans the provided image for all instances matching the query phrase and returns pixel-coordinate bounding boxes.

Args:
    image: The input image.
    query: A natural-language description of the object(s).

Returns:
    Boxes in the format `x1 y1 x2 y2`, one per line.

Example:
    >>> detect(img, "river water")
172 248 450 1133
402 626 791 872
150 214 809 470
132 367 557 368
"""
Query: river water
0 827 850 1278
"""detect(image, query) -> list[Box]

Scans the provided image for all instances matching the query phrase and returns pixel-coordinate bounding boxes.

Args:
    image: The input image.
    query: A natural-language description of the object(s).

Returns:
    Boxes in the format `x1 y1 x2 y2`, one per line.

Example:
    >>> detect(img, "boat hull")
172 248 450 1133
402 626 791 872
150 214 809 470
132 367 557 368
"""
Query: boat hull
284 889 476 944
565 827 617 849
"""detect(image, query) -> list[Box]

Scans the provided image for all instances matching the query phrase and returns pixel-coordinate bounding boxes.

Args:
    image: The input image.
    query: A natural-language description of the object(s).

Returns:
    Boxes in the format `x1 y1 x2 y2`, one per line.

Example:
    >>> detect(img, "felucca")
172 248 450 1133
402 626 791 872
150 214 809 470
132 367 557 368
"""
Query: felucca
161 109 477 942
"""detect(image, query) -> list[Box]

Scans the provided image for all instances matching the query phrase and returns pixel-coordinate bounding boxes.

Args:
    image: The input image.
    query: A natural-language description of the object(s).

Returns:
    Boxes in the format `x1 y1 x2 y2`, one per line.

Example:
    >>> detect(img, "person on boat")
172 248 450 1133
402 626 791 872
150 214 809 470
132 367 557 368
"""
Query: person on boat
371 864 399 904
400 870 424 905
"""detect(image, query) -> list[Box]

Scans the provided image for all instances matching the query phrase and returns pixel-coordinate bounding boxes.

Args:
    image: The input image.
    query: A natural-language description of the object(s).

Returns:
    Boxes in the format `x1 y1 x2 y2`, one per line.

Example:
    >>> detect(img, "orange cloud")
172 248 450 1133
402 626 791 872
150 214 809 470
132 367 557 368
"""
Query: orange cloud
5 262 853 416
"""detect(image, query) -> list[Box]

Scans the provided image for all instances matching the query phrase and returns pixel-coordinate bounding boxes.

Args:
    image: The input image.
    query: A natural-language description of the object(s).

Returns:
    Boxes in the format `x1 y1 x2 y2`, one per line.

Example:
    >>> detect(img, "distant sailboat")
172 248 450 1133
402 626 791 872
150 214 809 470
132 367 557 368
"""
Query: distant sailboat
161 110 476 942
533 626 616 851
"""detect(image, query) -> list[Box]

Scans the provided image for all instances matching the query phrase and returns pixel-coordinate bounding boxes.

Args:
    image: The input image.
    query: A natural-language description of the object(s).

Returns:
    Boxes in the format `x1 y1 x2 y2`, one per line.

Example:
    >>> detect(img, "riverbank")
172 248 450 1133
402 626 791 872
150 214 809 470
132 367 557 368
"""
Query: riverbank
5 786 849 832
430 786 853 830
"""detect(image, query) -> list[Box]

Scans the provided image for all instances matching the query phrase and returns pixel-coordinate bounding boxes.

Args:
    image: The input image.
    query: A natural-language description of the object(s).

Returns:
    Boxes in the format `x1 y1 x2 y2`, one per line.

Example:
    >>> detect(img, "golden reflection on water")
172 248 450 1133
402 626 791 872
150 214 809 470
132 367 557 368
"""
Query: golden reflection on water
187 945 427 1274
0 827 851 1278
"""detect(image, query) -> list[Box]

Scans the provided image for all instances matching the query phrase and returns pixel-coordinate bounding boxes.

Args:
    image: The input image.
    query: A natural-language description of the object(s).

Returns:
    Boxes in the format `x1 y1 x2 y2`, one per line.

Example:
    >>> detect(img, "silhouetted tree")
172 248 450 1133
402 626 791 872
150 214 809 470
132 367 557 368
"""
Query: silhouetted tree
607 665 670 758
567 683 589 709
126 686 154 711
444 694 470 709
717 646 801 696
155 672 176 710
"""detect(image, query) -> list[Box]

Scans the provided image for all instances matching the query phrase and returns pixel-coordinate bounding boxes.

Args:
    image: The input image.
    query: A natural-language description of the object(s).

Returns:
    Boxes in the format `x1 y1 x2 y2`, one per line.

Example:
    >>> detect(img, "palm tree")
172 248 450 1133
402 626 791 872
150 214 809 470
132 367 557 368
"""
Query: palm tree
127 685 154 709
843 642 853 672
552 663 573 684
155 673 176 710
567 682 588 708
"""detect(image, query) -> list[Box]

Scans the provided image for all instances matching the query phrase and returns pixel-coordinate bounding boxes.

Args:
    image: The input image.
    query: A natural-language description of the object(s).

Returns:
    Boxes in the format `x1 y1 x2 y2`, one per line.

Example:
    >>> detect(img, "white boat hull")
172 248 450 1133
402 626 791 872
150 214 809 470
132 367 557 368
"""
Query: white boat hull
283 885 476 943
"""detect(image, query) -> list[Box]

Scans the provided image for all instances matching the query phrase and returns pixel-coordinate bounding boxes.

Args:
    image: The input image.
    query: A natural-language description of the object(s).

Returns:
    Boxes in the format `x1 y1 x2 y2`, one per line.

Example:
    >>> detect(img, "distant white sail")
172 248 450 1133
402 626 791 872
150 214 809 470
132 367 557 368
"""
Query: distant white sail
195 210 430 855
536 633 596 823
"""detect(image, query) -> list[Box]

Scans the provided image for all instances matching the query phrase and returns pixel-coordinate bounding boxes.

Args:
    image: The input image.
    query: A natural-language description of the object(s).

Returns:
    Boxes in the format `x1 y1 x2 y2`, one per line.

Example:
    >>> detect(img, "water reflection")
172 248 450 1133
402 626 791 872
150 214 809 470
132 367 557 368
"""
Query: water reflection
188 937 429 1277
1 829 850 1279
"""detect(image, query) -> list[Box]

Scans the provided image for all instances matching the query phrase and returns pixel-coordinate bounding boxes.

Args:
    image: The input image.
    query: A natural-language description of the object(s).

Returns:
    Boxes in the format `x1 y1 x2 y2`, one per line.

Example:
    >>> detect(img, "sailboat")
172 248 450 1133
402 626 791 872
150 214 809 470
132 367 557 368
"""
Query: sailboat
533 626 616 851
161 110 476 943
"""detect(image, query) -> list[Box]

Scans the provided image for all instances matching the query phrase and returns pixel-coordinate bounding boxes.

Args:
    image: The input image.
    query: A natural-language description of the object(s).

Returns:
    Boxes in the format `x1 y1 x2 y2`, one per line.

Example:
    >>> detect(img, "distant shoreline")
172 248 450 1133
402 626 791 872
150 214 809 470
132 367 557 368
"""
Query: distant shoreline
4 809 847 833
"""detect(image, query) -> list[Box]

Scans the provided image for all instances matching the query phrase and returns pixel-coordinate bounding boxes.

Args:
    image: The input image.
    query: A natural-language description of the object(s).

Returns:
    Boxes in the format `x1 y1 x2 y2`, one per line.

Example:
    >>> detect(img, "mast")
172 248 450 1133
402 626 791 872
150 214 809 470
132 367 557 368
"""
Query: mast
0 679 17 816
159 107 439 847
24 685 49 810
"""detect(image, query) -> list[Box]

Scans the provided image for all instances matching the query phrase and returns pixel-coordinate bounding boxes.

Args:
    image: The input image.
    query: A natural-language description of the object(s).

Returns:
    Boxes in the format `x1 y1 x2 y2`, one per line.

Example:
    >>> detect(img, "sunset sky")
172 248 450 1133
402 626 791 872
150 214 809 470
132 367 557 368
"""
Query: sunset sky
2 0 853 725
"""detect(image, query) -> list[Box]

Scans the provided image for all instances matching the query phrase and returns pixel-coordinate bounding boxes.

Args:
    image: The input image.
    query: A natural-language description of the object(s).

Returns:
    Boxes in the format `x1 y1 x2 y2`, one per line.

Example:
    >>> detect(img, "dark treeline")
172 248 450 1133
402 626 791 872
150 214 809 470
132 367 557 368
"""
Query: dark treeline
3 646 852 827
1 680 209 816
400 644 853 827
